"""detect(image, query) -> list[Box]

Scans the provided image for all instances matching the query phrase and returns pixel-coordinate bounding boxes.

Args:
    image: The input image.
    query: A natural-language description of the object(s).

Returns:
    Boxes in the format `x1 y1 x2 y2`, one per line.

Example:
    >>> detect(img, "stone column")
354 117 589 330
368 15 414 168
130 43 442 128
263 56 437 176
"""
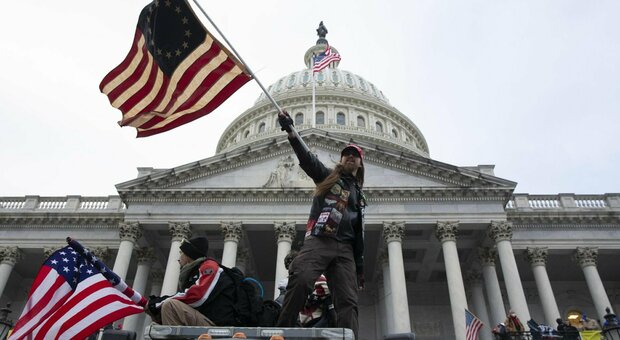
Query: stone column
236 248 249 274
380 251 394 335
0 247 21 298
161 222 191 296
124 247 154 333
488 221 531 324
526 247 561 326
274 221 296 299
113 221 143 281
465 270 493 340
573 247 613 322
141 270 164 335
435 221 468 340
479 247 506 326
383 221 411 333
221 222 243 268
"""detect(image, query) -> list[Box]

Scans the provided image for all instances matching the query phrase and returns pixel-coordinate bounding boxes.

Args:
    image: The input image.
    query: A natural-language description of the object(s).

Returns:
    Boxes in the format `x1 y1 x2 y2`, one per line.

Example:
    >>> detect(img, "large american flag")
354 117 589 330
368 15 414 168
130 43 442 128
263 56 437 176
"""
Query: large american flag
312 44 341 73
465 309 483 340
100 0 252 137
9 239 145 340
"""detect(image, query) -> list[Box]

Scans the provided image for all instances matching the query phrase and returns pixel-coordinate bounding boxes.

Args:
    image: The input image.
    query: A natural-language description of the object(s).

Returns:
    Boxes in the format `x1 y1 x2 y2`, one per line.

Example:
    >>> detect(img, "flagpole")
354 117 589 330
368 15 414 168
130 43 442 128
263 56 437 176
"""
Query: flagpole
312 56 316 129
190 0 308 148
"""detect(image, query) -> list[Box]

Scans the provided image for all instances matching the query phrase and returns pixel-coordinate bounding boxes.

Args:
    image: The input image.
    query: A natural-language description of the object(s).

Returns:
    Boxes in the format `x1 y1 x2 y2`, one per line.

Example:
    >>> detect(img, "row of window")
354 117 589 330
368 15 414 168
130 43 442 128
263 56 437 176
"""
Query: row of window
240 112 408 141
257 71 388 104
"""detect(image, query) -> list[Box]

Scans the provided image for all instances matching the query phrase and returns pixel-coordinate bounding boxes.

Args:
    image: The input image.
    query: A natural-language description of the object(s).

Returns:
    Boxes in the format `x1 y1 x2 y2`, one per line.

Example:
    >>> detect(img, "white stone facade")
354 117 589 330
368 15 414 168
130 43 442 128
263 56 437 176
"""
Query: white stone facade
1 34 619 340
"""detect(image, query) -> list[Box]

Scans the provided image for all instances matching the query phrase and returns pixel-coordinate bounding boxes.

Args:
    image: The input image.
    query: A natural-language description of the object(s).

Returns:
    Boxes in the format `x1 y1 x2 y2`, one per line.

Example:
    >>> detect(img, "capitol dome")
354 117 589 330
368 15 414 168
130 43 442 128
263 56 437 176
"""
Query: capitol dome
216 25 429 157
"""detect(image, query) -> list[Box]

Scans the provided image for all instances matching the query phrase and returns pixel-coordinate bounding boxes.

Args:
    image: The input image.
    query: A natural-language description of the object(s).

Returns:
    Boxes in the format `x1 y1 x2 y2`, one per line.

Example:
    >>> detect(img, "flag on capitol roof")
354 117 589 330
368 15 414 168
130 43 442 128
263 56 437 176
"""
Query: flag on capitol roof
312 44 341 73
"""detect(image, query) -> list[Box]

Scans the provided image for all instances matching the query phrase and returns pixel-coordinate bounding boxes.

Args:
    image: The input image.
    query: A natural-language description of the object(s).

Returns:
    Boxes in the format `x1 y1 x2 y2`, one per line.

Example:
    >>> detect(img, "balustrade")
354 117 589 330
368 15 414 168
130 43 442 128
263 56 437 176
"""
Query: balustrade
506 194 613 210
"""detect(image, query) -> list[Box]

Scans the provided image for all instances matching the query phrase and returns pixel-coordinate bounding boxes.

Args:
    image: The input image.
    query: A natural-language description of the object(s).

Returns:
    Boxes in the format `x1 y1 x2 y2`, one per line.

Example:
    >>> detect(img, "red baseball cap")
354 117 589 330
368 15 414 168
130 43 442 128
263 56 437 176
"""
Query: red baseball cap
341 144 364 162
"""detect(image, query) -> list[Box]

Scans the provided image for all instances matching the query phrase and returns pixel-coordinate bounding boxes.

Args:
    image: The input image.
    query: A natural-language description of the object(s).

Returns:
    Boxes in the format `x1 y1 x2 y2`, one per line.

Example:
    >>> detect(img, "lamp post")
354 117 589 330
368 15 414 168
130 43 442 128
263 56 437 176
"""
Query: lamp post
0 303 12 340
603 307 620 340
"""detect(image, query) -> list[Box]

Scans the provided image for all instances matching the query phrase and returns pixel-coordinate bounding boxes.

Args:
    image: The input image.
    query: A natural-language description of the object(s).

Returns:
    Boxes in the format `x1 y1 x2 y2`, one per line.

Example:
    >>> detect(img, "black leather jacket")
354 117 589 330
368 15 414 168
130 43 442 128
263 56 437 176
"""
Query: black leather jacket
289 137 366 275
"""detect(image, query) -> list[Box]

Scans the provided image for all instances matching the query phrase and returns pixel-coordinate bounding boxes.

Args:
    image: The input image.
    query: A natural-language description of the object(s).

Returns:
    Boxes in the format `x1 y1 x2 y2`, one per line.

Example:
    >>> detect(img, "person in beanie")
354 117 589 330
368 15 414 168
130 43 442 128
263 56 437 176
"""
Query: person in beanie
276 111 367 338
146 236 230 326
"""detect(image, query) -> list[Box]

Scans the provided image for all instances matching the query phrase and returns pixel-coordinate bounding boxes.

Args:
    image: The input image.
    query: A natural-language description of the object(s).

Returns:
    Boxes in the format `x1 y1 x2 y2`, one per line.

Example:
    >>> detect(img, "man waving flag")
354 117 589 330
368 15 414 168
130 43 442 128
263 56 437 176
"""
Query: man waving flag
100 0 252 137
9 238 145 340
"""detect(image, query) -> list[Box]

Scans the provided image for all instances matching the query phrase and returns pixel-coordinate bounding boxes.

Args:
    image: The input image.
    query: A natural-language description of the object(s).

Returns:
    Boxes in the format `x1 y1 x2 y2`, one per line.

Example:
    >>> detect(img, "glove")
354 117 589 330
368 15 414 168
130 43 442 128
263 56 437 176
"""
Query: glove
146 295 170 316
357 272 365 290
278 111 294 132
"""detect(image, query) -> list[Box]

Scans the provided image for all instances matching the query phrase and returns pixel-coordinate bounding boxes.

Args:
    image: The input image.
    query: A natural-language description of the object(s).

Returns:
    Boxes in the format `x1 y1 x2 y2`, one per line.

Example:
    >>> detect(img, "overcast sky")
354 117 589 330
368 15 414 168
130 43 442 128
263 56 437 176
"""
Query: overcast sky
1 0 618 197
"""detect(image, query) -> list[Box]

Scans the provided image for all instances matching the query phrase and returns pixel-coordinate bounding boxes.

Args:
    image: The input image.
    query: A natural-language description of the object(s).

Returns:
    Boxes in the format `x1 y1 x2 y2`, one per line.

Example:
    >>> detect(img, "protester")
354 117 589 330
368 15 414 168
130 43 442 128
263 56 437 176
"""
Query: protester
275 111 367 337
504 310 525 333
299 274 337 328
556 317 580 340
579 314 601 330
146 236 235 326
276 251 337 327
275 250 299 307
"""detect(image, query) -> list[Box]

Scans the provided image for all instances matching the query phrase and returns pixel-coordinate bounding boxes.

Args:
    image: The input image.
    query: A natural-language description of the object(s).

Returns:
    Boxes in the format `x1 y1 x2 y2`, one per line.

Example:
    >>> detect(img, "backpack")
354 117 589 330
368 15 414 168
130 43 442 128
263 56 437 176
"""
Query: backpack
216 264 281 327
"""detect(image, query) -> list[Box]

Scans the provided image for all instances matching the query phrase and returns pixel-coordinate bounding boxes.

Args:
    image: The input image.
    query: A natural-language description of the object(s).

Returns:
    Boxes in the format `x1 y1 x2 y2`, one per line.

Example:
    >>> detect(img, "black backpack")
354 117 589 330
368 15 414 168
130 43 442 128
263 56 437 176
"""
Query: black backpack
215 264 281 327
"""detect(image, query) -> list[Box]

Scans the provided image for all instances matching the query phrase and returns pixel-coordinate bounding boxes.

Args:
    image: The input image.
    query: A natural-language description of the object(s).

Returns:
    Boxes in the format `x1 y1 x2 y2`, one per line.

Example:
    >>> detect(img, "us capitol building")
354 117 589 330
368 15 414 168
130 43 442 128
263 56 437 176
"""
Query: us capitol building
1 27 619 340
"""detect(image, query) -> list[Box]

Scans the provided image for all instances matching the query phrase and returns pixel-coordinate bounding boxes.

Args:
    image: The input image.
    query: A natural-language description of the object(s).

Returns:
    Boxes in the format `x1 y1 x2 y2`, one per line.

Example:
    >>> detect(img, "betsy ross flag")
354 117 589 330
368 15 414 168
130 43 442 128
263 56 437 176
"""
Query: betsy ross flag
100 0 252 137
312 44 341 73
9 239 146 340
465 309 484 340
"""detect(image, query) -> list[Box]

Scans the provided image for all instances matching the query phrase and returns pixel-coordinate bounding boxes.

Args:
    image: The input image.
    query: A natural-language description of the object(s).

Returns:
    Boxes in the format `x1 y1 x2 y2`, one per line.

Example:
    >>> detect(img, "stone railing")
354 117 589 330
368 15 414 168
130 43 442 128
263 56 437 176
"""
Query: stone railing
0 196 126 212
506 194 620 210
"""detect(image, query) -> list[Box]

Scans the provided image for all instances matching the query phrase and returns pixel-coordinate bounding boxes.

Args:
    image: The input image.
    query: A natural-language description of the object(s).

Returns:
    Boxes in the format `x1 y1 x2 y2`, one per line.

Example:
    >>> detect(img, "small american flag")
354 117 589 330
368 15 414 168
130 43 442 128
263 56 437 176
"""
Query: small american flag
312 44 341 73
465 309 483 340
9 239 145 340
100 0 252 137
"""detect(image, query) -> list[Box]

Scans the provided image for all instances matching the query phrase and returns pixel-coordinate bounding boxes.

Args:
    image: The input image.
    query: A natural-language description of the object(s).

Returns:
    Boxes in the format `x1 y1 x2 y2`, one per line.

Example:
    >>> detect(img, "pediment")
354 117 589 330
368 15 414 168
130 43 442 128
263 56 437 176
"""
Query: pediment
116 130 516 196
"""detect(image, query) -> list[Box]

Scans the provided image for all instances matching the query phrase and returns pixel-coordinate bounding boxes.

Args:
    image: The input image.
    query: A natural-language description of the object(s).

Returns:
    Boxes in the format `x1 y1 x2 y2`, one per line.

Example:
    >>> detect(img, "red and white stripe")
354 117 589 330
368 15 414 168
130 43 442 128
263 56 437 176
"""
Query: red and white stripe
100 29 252 137
466 317 483 340
10 274 143 340
312 45 341 73
9 267 73 340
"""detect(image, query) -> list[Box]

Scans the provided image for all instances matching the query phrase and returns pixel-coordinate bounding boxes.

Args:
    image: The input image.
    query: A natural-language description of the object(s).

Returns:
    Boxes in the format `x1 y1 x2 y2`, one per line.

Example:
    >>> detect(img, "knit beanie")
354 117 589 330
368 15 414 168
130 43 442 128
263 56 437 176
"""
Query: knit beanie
180 236 209 260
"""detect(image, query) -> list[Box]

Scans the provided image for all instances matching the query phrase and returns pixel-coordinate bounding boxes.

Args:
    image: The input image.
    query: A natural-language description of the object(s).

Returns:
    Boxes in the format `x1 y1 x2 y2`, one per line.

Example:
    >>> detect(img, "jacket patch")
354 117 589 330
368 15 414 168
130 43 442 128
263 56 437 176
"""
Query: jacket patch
202 268 213 275
312 207 342 235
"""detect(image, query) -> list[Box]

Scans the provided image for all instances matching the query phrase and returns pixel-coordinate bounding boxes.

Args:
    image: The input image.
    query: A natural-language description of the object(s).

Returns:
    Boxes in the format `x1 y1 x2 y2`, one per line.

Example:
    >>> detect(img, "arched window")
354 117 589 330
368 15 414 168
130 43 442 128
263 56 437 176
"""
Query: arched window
331 71 340 84
336 112 346 125
315 111 325 125
295 113 304 125
244 130 250 138
287 74 296 88
392 129 398 138
258 122 265 133
345 73 354 87
357 116 365 128
375 121 383 133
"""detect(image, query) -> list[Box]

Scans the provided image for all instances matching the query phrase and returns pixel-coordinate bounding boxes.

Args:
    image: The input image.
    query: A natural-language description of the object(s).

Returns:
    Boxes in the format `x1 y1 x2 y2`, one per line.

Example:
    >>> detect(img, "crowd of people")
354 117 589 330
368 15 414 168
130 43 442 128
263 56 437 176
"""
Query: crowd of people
492 310 603 340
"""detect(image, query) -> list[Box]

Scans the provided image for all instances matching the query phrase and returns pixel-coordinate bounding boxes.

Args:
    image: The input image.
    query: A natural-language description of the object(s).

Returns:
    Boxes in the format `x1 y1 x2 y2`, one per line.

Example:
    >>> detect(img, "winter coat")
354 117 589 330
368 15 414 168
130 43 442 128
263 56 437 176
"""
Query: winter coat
289 137 366 275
